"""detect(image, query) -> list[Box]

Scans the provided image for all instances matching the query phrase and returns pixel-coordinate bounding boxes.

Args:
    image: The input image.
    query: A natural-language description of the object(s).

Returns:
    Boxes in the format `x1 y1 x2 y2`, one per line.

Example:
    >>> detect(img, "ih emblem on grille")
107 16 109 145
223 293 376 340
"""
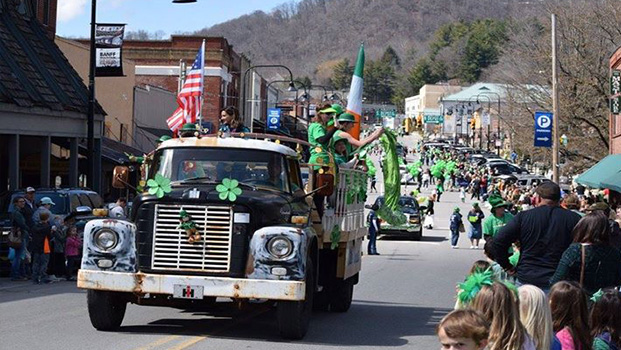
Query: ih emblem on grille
177 210 202 243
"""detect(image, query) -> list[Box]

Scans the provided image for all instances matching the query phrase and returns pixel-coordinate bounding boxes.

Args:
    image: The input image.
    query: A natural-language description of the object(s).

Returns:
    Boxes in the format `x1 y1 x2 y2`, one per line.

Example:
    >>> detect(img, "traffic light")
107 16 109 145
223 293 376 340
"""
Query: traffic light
470 118 476 131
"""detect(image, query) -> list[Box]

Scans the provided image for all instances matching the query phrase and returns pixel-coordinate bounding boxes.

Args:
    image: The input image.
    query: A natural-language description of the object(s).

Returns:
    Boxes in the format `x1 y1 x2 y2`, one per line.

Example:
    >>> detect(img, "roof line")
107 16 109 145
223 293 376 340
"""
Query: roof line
3 10 73 107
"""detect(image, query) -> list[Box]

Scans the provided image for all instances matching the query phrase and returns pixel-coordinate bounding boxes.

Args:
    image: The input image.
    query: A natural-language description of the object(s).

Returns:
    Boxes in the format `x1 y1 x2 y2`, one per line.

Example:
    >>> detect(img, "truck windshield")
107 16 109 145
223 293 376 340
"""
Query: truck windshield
151 148 290 193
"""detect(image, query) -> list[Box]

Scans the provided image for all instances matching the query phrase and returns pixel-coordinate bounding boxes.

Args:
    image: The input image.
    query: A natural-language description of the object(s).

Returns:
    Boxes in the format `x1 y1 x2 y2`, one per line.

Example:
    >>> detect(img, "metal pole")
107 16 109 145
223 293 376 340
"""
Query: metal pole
87 0 96 191
551 14 560 183
497 99 501 155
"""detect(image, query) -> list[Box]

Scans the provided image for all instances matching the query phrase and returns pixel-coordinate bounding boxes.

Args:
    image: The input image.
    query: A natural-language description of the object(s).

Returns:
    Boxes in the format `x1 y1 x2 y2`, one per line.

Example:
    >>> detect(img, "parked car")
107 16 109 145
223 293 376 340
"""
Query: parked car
0 188 103 276
515 174 551 188
486 163 528 176
370 196 423 240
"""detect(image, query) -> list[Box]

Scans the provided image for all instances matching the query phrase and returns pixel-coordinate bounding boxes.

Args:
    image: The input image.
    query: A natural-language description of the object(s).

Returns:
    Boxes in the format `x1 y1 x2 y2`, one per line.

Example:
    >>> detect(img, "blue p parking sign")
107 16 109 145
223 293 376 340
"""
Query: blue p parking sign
267 108 281 130
534 111 553 148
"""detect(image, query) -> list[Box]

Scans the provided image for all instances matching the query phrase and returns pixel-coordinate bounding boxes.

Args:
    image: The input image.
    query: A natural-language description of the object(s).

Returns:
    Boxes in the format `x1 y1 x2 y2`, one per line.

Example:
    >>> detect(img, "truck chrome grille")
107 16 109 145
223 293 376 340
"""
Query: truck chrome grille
152 204 232 272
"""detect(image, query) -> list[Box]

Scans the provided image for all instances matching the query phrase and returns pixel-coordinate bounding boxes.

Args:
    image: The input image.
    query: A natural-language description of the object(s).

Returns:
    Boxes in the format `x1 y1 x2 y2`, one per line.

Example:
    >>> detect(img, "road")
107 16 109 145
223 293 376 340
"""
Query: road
1 135 487 349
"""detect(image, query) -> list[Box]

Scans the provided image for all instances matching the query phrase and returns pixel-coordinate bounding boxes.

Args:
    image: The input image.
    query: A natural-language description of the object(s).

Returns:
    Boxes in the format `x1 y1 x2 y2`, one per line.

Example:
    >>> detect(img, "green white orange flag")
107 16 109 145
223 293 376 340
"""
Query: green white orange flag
346 44 364 139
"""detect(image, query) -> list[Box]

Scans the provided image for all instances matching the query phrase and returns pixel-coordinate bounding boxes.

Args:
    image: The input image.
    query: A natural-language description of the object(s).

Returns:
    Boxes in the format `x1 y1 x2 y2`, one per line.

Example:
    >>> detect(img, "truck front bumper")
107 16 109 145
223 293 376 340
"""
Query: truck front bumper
77 269 306 301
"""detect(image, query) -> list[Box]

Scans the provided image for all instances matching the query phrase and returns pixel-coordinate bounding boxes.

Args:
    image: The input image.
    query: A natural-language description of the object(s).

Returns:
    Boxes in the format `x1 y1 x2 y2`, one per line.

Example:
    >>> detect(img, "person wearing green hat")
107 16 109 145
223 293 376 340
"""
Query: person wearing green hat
331 113 383 155
326 104 344 128
179 123 198 138
467 202 485 249
482 195 514 242
157 135 172 144
308 104 339 218
449 207 464 249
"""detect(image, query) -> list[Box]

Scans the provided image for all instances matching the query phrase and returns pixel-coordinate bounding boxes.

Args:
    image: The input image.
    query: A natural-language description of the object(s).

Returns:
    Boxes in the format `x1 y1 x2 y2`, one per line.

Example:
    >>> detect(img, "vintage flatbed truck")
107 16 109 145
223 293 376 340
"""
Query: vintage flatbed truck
77 133 368 339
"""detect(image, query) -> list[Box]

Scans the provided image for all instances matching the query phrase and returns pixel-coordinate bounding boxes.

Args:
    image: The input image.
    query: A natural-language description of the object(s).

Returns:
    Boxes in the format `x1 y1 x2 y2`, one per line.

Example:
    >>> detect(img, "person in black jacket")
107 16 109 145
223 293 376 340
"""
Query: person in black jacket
31 211 53 284
492 182 581 291
10 196 29 281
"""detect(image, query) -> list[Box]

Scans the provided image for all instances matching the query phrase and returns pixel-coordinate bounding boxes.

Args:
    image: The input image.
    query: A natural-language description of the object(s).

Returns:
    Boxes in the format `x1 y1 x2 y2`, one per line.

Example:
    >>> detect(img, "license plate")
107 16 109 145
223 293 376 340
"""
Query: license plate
173 284 204 300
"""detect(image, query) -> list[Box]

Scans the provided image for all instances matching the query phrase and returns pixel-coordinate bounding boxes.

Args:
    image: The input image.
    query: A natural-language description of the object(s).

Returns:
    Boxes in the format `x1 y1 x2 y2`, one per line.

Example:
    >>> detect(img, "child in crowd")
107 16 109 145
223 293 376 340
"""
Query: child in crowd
454 260 492 309
64 225 81 281
450 207 463 249
483 241 517 284
590 288 621 350
472 282 536 350
437 309 490 350
549 281 592 350
518 284 561 350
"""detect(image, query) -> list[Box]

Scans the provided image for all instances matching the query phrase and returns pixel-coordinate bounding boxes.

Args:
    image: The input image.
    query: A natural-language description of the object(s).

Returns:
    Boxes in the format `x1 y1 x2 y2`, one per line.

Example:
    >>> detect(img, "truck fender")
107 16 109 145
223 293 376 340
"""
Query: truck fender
82 219 137 273
247 226 316 281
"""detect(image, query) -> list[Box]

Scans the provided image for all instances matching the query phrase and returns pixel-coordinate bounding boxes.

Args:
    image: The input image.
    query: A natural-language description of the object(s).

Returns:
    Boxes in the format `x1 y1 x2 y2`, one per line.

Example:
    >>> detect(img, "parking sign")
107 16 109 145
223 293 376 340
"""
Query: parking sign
534 111 553 147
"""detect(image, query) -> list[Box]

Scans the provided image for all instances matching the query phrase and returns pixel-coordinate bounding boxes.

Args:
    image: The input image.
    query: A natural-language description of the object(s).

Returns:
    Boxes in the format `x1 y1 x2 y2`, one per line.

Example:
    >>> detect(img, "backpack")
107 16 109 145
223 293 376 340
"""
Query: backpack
8 226 22 249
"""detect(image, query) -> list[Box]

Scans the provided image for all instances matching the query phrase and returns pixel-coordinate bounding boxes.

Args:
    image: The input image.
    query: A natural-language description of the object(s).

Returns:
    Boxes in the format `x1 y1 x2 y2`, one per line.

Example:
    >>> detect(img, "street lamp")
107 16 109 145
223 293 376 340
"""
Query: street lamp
480 91 502 155
241 64 296 131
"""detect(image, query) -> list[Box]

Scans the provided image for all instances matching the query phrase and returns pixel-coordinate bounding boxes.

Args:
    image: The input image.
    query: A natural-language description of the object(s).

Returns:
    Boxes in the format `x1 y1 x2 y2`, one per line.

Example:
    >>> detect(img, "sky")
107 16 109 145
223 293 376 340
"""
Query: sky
56 0 299 38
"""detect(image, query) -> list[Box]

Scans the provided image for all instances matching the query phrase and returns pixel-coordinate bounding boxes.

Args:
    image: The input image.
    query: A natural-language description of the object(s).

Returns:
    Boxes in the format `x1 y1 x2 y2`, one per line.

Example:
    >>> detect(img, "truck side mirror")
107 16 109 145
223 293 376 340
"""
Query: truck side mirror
112 166 129 189
364 204 373 209
315 173 334 196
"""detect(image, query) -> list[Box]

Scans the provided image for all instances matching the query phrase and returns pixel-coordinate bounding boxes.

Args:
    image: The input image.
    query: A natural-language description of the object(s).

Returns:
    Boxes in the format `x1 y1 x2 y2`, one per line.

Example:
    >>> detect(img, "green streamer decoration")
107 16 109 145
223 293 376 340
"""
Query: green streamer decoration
330 225 341 250
378 129 406 225
457 268 494 305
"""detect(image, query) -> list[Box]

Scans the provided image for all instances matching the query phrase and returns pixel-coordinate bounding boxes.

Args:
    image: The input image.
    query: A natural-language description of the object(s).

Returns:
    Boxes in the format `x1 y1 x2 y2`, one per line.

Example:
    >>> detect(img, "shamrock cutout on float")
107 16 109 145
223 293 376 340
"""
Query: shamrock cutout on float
147 174 172 198
217 178 242 202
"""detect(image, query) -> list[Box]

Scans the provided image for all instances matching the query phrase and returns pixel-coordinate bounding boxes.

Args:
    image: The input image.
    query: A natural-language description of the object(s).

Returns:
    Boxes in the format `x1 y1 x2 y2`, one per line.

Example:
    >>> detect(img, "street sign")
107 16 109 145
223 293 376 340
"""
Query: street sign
611 96 621 115
534 111 553 148
423 115 444 124
482 113 491 127
267 108 281 130
611 70 621 95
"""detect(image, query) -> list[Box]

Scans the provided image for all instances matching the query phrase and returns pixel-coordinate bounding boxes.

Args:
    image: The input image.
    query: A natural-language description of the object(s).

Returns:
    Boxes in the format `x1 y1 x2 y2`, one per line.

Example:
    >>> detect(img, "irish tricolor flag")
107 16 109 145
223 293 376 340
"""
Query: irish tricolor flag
346 44 364 140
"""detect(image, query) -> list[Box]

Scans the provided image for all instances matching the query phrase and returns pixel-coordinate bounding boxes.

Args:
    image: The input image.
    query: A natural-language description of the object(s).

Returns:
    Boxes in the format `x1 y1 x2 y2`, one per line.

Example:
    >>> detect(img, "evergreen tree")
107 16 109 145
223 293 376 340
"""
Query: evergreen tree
381 46 401 69
330 58 353 90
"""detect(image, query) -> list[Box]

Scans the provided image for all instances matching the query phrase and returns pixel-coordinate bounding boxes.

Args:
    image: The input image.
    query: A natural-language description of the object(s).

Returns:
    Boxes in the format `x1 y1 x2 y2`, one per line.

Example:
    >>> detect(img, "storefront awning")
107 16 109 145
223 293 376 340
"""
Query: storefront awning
575 154 621 191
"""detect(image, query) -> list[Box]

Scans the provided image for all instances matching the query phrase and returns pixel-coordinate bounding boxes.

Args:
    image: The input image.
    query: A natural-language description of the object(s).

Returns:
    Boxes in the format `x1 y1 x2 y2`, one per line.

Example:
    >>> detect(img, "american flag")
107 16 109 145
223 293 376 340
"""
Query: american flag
167 40 205 134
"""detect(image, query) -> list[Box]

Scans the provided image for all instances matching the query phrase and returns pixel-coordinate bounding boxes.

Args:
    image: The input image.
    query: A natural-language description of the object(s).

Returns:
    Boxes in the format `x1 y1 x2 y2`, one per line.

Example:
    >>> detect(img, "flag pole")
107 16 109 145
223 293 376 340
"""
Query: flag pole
199 39 205 128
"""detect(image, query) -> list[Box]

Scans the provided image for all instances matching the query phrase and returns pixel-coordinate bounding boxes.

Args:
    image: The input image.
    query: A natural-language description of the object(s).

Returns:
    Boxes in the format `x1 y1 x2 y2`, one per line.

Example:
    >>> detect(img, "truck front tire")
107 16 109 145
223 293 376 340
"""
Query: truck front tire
277 258 314 339
87 290 127 331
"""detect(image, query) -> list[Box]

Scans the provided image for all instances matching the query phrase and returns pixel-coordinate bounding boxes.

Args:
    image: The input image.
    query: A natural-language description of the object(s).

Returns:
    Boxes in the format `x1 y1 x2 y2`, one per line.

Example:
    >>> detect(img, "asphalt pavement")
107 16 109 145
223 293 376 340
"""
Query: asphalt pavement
1 134 488 349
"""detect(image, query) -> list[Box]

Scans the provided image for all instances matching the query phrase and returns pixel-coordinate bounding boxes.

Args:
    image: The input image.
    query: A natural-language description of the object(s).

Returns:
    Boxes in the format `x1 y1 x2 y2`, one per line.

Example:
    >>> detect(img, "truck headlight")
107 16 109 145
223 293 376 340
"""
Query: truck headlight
93 229 118 251
267 236 293 259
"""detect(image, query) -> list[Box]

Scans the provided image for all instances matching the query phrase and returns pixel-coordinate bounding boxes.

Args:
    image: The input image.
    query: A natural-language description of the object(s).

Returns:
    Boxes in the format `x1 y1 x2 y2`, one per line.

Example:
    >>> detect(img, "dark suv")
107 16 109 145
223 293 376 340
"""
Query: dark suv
0 188 103 276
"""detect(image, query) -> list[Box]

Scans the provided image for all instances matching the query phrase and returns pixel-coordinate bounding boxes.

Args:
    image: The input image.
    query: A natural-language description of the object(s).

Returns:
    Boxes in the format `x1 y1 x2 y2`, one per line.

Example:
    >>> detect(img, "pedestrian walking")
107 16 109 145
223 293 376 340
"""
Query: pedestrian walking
10 196 29 281
370 176 377 193
367 204 380 255
482 195 514 242
549 281 592 349
109 197 127 218
31 211 53 284
422 170 430 189
450 207 463 249
549 212 621 297
590 289 621 350
425 195 435 229
471 177 481 200
437 309 490 350
460 187 466 203
492 182 581 291
467 203 485 249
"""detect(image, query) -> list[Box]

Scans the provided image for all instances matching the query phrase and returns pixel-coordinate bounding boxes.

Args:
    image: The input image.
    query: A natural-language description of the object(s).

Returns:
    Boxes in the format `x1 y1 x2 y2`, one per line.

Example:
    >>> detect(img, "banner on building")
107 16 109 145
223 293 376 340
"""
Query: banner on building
95 23 125 77
443 114 455 133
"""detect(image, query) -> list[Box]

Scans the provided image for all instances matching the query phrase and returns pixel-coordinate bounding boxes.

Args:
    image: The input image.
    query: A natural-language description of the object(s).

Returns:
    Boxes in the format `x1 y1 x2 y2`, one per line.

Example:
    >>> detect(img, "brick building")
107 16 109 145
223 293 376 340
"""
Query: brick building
609 47 621 154
120 36 245 131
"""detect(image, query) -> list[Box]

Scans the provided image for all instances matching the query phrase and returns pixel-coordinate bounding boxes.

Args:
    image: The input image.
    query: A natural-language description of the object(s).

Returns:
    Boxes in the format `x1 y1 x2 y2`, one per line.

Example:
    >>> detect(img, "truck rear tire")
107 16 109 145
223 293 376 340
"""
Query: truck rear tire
329 278 354 313
277 258 314 339
87 290 127 331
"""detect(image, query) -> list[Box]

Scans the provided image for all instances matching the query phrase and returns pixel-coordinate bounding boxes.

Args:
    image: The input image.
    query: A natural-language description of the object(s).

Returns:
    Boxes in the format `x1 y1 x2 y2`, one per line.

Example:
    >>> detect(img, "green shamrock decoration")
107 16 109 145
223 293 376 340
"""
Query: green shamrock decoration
590 288 604 303
216 178 242 202
147 174 172 198
330 225 341 250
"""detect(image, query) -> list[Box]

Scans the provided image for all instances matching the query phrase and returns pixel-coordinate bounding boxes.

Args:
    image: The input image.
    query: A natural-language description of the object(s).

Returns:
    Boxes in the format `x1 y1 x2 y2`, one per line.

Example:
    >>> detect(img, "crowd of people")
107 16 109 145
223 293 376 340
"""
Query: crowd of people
9 187 83 284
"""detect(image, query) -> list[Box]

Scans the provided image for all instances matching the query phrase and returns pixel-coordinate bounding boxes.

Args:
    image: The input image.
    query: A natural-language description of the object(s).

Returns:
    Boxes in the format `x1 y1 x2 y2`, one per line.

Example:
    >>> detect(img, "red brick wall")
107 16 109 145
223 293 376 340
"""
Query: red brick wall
34 0 57 39
609 47 621 154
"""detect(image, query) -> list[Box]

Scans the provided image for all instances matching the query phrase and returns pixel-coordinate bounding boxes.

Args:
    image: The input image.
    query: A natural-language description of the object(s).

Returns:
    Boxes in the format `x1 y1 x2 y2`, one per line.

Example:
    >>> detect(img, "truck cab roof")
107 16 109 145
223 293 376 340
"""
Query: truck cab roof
159 136 298 158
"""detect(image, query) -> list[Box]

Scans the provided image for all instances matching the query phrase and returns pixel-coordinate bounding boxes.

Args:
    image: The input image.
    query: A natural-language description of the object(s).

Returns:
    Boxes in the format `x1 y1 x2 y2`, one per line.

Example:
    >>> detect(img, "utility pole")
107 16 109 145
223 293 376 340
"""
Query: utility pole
87 0 96 191
551 14 560 183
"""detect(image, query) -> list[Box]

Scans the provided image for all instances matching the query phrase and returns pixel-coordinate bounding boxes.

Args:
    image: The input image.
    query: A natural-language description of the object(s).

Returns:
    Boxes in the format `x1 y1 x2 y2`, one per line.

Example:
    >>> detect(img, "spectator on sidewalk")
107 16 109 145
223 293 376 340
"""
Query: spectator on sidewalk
549 212 621 297
437 309 490 350
22 187 36 229
483 195 514 242
33 197 55 225
31 211 54 284
10 196 29 281
586 202 621 250
518 285 560 350
549 281 592 350
65 225 81 281
109 197 127 218
492 182 581 291
590 288 621 350
467 203 485 249
367 204 380 255
50 218 67 279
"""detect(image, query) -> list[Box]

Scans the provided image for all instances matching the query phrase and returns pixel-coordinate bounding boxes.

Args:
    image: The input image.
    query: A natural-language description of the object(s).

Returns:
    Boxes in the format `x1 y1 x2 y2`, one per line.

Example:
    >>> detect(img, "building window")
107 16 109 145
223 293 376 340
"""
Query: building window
42 0 50 26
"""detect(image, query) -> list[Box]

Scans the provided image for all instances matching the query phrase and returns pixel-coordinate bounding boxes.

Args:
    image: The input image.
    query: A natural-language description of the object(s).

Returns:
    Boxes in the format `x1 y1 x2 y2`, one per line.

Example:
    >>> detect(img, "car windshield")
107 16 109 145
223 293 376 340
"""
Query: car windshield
375 197 419 211
8 193 68 215
151 148 291 193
